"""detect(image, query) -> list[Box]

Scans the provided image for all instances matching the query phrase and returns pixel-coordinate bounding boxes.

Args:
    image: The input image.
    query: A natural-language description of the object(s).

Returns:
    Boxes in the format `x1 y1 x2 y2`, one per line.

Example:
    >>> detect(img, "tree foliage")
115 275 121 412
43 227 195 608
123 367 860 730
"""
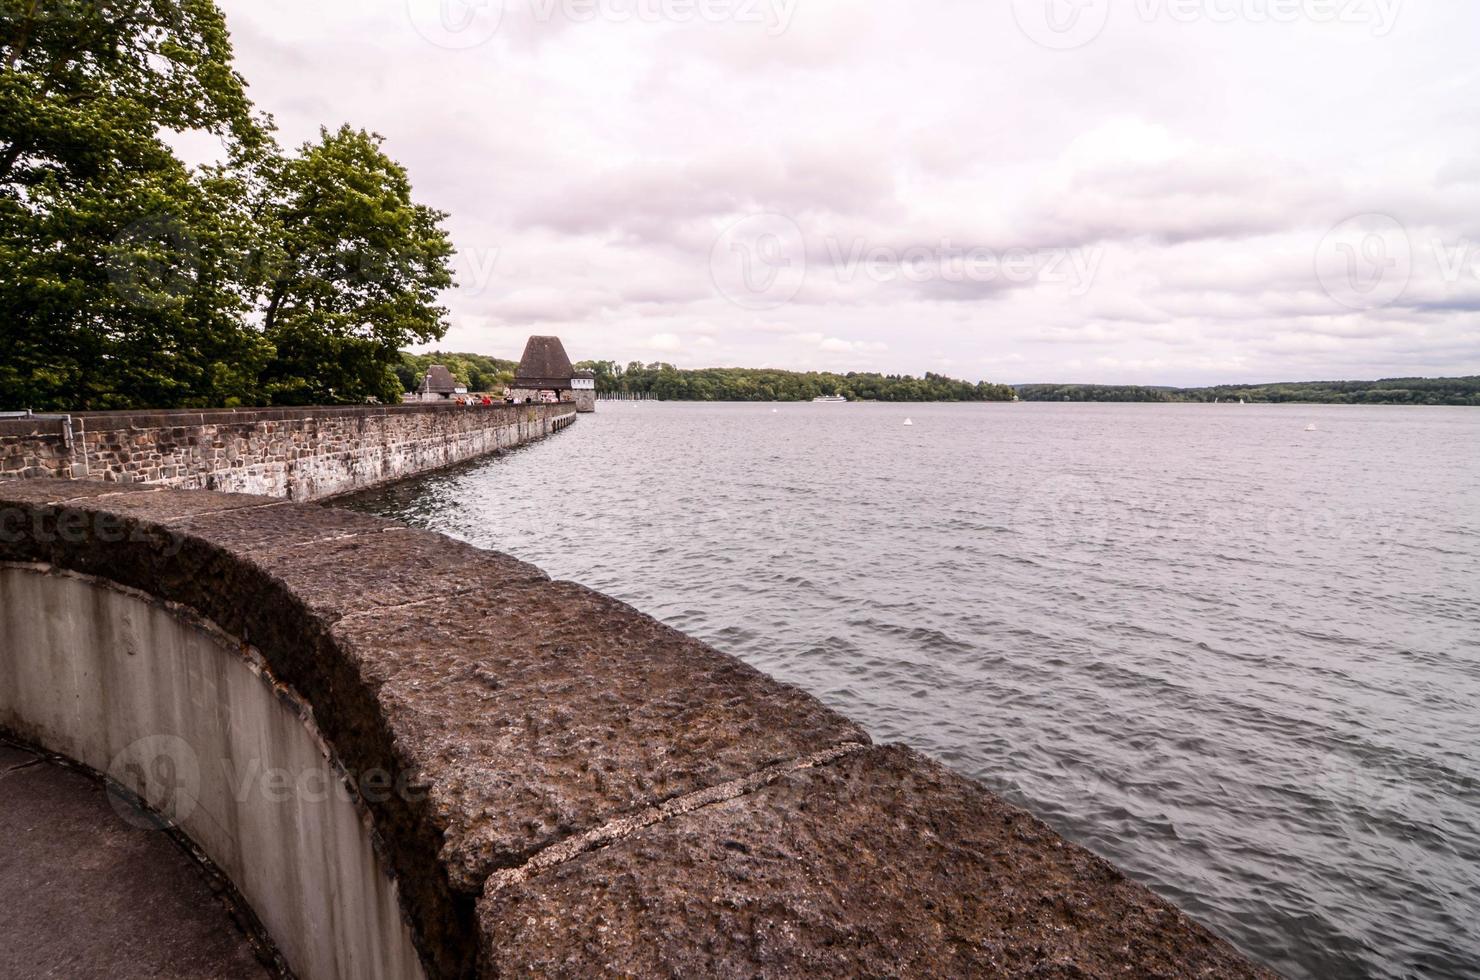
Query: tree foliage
573 361 1016 402
1015 378 1480 406
0 1 454 410
257 127 454 405
397 351 517 394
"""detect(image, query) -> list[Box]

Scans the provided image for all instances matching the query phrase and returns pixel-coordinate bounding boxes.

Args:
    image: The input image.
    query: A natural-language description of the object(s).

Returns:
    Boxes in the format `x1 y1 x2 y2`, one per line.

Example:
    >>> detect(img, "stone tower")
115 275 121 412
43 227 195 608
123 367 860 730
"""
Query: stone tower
508 336 596 413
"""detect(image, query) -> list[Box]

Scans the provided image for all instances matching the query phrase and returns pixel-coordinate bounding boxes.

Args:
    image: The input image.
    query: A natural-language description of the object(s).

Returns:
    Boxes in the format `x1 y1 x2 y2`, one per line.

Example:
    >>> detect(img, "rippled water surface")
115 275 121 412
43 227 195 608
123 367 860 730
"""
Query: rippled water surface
346 401 1480 979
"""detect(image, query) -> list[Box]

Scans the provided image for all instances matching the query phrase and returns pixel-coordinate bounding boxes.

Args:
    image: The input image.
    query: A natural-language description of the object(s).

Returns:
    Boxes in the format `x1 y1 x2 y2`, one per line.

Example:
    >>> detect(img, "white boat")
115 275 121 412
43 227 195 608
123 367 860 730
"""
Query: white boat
903 418 914 426
813 395 847 403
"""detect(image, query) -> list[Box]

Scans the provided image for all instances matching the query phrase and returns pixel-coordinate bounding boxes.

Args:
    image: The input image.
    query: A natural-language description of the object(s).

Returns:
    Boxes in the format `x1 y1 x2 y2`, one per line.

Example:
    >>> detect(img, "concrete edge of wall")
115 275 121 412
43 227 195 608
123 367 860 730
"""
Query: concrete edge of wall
0 565 422 980
0 480 1275 980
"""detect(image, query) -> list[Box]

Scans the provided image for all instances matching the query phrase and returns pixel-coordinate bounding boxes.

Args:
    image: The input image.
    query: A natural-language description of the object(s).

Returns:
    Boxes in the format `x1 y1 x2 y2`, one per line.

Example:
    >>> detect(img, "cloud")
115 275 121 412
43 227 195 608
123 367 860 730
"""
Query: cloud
210 0 1480 385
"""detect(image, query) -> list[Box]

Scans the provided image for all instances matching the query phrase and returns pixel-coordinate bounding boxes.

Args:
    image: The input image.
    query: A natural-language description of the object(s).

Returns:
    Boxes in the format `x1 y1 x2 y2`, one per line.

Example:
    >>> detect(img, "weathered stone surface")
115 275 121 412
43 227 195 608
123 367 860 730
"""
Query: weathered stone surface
0 479 161 504
0 481 867 980
333 580 868 891
0 481 1273 980
479 745 1274 979
0 746 277 979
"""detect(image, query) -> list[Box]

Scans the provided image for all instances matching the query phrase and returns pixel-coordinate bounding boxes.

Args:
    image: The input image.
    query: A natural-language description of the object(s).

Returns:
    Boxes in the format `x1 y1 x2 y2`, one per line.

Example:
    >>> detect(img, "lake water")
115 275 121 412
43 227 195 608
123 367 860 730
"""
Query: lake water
346 401 1480 979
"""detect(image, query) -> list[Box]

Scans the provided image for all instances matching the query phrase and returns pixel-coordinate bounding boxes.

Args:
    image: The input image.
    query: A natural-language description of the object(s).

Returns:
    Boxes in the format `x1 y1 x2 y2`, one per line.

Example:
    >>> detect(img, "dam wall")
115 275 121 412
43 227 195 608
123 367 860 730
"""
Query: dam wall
0 403 576 501
0 480 1271 980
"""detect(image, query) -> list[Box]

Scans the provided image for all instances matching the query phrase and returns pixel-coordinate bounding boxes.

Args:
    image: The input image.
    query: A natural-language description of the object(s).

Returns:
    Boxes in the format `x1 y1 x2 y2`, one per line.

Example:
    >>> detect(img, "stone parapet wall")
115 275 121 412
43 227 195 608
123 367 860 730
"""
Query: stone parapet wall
0 404 575 501
0 416 80 480
0 481 1274 980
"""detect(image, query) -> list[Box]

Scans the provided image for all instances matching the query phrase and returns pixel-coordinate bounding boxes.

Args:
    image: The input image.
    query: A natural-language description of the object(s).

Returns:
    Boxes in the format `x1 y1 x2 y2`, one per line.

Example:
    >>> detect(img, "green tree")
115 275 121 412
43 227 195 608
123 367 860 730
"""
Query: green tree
257 126 455 404
0 0 272 409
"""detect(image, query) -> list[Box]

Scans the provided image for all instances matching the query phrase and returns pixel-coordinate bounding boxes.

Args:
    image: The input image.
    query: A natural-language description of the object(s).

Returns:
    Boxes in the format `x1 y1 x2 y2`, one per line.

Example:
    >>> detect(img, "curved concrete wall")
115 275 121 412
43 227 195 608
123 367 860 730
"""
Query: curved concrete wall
0 566 423 980
0 479 1273 980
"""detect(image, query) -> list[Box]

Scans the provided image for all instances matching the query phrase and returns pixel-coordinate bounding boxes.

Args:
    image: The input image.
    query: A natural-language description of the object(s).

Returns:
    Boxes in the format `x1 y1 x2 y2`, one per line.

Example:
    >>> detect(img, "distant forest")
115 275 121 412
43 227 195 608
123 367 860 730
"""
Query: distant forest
573 362 1016 402
397 352 516 395
402 355 1480 406
401 355 1014 401
1016 378 1480 406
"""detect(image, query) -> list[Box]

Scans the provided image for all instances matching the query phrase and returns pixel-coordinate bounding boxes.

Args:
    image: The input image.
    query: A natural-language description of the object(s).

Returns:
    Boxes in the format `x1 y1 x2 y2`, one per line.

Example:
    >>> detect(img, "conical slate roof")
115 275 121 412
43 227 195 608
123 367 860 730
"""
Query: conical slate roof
514 336 575 388
422 365 460 394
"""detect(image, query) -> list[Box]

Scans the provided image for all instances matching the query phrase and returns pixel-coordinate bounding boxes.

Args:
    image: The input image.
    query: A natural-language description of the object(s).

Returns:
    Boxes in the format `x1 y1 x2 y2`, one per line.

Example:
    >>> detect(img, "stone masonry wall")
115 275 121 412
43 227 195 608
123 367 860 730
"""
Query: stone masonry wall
0 417 81 481
0 404 575 501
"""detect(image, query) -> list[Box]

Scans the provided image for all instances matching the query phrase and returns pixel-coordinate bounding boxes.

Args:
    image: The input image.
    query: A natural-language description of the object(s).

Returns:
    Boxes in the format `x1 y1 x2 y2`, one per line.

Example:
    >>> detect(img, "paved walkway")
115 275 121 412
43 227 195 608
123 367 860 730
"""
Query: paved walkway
0 743 275 980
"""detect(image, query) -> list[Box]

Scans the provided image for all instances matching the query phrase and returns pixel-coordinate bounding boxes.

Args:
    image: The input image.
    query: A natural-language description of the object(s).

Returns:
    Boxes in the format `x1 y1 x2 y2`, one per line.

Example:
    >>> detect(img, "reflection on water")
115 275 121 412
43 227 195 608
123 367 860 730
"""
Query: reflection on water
344 401 1480 979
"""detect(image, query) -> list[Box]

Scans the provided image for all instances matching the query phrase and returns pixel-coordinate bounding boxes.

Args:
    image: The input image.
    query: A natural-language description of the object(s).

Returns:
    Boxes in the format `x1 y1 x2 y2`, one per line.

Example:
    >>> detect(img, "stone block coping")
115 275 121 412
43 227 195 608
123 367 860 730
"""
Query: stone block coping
0 480 1274 980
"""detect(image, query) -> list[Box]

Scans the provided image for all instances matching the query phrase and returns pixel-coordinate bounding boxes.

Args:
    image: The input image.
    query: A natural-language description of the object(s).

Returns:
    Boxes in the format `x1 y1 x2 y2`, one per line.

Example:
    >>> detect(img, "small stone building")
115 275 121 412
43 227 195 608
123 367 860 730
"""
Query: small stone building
508 336 596 413
406 365 468 403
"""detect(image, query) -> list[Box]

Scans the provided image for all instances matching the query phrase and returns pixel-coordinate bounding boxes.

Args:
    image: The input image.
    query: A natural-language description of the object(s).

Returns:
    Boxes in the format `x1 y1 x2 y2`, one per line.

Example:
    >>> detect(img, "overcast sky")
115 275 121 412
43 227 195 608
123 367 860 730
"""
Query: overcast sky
210 0 1480 385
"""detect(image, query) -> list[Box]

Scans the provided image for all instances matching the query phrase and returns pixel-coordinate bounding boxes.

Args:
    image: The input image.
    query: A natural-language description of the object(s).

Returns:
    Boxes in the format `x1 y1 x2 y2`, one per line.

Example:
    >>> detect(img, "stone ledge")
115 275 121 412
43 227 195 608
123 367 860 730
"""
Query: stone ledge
0 481 865 980
0 479 1273 980
479 744 1274 979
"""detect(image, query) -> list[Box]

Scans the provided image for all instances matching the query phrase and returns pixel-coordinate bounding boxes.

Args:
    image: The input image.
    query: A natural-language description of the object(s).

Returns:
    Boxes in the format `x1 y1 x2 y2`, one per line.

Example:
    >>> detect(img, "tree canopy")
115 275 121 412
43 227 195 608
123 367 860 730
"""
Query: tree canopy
397 351 517 395
573 361 1016 402
258 127 454 405
0 0 454 410
1015 378 1480 406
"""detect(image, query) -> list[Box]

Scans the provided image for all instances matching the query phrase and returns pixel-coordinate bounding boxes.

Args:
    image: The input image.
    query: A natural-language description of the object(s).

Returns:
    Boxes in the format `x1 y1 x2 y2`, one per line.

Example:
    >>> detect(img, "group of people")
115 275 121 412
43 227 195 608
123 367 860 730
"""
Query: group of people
451 393 560 407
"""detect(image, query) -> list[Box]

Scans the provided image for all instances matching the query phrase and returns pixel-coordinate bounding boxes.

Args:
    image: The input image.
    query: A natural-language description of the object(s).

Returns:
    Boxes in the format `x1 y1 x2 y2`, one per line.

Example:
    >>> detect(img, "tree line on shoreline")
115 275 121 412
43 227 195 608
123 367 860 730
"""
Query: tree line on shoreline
397 355 1014 402
2 2 454 412
1015 378 1480 406
408 355 1480 406
572 362 1016 402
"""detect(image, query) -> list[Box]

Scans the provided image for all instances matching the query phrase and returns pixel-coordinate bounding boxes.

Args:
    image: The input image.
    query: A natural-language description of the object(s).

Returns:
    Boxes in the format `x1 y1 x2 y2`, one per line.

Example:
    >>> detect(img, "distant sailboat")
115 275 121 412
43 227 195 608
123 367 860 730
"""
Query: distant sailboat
1305 423 1319 432
904 418 914 426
